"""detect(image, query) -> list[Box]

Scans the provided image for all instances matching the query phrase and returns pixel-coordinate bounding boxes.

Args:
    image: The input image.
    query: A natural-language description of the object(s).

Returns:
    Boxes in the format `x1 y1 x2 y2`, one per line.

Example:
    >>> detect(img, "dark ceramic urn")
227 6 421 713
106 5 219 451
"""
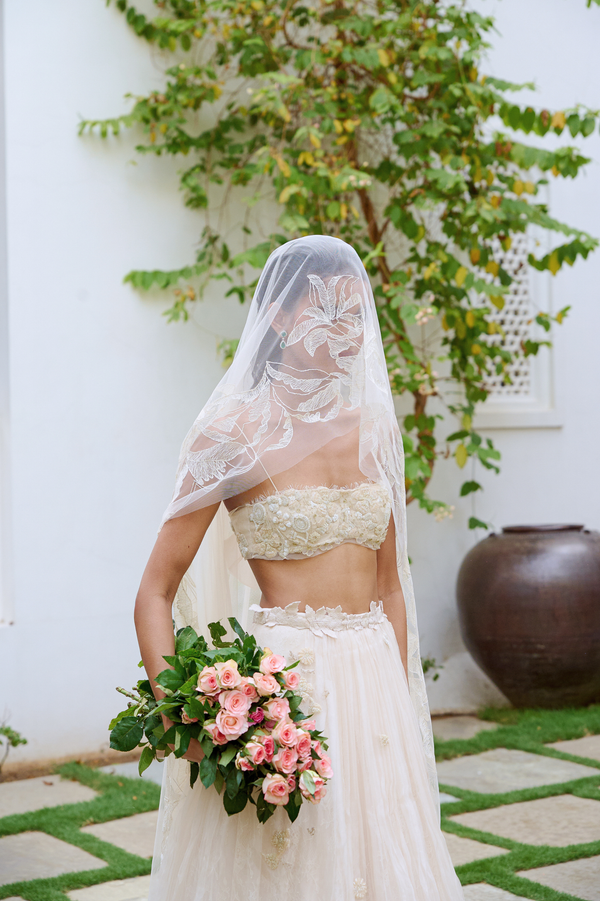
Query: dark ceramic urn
456 525 600 708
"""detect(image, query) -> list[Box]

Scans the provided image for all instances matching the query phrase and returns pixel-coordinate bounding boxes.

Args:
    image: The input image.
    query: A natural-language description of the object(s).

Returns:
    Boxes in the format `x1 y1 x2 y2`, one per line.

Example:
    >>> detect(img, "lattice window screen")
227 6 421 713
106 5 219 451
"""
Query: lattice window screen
483 231 533 397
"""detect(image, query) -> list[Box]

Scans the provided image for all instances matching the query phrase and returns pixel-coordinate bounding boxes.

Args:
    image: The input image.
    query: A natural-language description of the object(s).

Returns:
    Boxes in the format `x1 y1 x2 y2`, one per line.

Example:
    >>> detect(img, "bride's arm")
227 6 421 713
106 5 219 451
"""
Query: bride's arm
134 502 220 762
376 515 408 678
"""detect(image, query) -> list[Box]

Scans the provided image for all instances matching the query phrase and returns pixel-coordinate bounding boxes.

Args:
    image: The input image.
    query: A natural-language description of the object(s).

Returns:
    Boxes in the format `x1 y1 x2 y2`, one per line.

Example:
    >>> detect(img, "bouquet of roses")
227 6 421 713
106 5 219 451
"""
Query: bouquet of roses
109 617 332 823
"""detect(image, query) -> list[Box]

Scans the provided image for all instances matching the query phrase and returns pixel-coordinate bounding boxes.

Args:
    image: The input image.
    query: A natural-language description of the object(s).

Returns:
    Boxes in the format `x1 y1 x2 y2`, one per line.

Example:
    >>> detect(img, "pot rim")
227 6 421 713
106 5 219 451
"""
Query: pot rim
502 524 585 533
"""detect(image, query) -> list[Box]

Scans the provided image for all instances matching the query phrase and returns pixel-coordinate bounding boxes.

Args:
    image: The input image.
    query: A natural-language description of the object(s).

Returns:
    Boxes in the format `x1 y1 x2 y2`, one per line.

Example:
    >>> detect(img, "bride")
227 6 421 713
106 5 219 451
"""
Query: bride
135 236 464 900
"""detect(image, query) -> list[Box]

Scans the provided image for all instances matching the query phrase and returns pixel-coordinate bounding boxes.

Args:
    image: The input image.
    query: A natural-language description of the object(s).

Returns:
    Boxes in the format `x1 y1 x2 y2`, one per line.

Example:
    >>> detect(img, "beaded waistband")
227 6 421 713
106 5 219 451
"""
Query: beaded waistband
250 600 387 638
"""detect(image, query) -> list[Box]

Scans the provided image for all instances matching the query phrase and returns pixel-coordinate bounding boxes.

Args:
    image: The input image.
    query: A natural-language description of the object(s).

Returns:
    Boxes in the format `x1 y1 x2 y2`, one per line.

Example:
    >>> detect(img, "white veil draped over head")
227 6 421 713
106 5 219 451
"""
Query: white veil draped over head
161 235 438 805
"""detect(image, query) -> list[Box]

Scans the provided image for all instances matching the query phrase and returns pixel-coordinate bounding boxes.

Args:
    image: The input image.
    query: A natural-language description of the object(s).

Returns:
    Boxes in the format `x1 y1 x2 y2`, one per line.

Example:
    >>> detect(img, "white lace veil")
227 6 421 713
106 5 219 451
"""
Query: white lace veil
161 235 438 806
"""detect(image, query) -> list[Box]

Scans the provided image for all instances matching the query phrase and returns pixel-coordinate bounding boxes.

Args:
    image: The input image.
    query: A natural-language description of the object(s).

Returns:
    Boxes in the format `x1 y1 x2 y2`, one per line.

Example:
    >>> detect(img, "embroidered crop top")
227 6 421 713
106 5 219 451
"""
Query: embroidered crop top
228 483 391 560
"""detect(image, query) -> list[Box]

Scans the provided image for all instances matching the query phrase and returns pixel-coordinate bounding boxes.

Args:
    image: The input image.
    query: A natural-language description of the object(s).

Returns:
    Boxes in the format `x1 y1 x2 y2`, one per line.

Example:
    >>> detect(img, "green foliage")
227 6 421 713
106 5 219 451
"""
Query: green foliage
83 0 600 525
0 722 27 773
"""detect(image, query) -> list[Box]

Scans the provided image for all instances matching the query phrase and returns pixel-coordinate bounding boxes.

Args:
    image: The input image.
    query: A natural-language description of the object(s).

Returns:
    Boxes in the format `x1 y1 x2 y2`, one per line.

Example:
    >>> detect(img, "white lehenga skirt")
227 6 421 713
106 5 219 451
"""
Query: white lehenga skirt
148 601 464 901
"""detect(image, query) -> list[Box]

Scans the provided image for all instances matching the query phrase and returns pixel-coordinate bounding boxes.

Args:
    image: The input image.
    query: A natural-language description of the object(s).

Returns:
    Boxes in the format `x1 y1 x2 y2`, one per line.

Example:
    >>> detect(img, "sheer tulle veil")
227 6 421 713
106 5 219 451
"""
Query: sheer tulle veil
161 235 438 807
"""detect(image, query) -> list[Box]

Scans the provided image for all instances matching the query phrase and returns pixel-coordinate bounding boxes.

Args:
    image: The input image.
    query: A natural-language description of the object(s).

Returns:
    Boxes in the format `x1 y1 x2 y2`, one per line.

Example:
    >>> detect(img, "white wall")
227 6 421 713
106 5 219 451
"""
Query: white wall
1 0 599 761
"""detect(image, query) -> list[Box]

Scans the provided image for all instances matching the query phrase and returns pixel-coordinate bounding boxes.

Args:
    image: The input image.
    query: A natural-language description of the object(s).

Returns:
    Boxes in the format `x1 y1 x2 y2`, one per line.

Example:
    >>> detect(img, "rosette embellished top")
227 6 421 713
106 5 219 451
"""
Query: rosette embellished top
228 482 391 560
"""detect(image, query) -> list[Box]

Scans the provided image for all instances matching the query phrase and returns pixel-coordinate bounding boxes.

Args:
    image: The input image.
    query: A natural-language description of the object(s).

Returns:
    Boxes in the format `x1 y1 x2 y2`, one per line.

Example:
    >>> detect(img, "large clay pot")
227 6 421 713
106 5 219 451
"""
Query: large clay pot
456 525 600 708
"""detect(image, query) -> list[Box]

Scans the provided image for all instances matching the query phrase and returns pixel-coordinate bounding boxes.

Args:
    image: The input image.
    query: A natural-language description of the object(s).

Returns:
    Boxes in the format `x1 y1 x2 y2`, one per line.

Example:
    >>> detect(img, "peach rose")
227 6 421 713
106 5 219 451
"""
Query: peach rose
287 774 296 791
272 746 299 775
299 771 327 804
181 710 198 725
300 718 316 733
262 773 290 806
204 722 228 746
253 673 279 697
264 698 291 722
219 690 252 715
235 752 255 771
295 730 312 759
283 670 300 690
197 665 220 696
239 677 259 701
273 721 298 748
244 740 266 766
214 660 242 690
314 754 333 779
260 653 286 675
215 709 248 740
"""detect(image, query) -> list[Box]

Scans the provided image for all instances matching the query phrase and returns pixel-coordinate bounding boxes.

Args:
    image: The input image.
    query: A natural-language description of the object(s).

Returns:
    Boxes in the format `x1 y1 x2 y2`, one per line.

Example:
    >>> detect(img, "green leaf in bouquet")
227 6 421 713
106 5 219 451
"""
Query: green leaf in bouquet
174 726 191 758
155 669 184 691
110 716 144 752
184 697 205 720
256 791 276 824
179 673 201 695
200 754 217 788
283 660 300 671
214 768 224 794
285 787 302 823
208 620 228 647
189 761 199 789
219 745 238 768
137 679 154 696
162 724 177 746
175 625 199 653
138 745 156 775
109 707 137 731
200 735 214 758
301 769 316 796
225 766 241 799
288 694 303 714
227 616 246 642
144 713 163 743
223 787 248 816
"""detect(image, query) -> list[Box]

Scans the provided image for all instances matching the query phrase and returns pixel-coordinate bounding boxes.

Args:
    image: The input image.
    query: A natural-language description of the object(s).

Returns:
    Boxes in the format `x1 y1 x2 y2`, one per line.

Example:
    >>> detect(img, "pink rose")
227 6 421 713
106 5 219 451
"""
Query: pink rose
311 739 322 756
283 670 300 690
254 732 275 762
214 660 242 689
287 774 296 791
299 770 327 804
301 718 316 733
181 710 198 725
262 773 290 806
249 707 265 724
219 690 252 715
197 665 220 696
215 709 248 740
239 677 259 701
260 653 286 675
235 752 255 771
253 673 279 697
314 754 333 779
273 721 298 748
244 741 266 766
298 755 313 772
264 698 291 722
295 730 312 759
273 746 299 775
204 722 228 746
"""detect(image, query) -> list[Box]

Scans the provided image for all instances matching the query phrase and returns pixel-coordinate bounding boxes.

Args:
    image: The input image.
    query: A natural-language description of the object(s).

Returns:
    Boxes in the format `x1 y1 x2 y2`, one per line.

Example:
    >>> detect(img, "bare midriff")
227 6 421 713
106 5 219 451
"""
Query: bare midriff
248 542 379 615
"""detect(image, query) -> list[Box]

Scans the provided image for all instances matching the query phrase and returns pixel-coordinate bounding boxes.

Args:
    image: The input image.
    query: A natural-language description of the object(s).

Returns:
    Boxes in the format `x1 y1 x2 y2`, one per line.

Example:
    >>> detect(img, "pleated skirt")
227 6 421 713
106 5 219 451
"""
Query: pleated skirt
148 601 464 901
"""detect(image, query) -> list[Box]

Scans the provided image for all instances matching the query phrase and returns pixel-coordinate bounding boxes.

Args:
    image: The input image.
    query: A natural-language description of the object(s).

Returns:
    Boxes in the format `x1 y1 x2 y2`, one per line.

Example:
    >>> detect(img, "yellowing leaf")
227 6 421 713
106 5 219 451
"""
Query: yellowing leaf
490 195 501 208
551 165 560 177
297 151 316 166
333 120 343 134
213 85 223 99
513 179 524 196
278 105 291 123
551 111 566 130
250 0 263 9
377 48 390 67
524 181 535 194
159 123 167 133
490 295 505 310
273 153 291 177
469 67 478 82
471 343 482 355
278 185 296 204
486 169 494 185
343 118 358 132
486 260 499 277
462 414 472 431
556 310 564 323
548 251 560 275
466 310 475 328
502 237 512 251
335 135 348 145
262 15 273 25
455 266 468 287
150 131 156 143
340 202 348 219
442 314 450 331
387 72 397 85
309 132 321 149
470 248 481 265
487 321 497 335
423 262 437 280
455 444 468 468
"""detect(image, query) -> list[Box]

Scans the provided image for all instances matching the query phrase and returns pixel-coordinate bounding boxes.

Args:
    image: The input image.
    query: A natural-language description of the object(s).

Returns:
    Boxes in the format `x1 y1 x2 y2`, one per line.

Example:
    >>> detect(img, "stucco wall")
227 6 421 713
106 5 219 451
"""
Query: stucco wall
1 0 599 761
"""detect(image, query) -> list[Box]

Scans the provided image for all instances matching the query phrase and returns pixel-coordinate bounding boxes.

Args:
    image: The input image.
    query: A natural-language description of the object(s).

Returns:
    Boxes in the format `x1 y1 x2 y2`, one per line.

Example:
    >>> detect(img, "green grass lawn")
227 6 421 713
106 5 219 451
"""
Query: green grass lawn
0 706 599 900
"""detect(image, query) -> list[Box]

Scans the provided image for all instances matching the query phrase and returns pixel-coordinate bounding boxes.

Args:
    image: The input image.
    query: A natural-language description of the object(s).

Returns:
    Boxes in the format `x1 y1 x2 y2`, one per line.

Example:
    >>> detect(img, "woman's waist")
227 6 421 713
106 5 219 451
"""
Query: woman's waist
250 598 388 635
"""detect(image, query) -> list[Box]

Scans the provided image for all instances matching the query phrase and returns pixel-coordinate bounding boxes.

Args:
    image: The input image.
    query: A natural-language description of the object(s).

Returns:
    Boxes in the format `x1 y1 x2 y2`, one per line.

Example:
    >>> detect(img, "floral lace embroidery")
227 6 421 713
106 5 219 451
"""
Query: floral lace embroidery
229 483 391 560
353 876 368 898
263 828 291 870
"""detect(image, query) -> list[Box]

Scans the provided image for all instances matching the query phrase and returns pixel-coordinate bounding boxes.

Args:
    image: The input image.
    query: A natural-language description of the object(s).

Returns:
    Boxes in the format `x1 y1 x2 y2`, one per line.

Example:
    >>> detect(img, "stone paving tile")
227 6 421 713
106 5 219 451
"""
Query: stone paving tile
451 795 600 847
0 831 107 887
0 774 97 818
432 716 498 742
463 886 523 901
547 734 600 763
68 875 152 900
436 747 598 794
439 791 459 804
99 761 164 787
517 854 600 901
443 832 509 867
81 811 158 858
